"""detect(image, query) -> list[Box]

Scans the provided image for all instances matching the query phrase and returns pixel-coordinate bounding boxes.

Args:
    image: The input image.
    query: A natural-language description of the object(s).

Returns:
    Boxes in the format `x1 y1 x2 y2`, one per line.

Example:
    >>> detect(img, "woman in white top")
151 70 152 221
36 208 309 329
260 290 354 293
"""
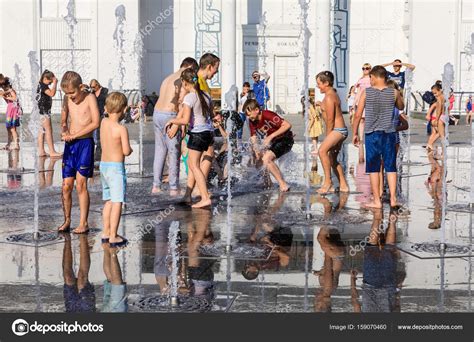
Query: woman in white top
166 69 214 208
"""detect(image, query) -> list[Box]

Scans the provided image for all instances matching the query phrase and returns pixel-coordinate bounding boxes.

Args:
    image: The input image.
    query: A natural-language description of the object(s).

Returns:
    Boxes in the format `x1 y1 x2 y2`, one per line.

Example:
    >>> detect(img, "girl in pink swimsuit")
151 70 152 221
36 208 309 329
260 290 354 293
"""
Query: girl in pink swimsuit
353 63 372 163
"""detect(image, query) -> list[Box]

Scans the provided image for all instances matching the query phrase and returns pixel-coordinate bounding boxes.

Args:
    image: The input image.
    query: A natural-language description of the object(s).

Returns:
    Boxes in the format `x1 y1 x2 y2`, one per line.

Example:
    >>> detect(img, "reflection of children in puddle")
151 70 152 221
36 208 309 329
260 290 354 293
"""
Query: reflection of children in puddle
242 193 293 280
61 233 96 312
39 156 59 188
426 152 443 229
6 150 21 189
185 209 216 297
312 192 349 220
102 242 127 312
313 226 345 312
351 210 406 312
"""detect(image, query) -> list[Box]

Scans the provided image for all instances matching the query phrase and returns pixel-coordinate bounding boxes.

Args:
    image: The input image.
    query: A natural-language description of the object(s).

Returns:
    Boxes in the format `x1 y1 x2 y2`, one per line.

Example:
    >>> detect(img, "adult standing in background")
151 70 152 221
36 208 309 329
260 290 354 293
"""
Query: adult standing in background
90 79 109 161
381 59 416 90
252 71 270 110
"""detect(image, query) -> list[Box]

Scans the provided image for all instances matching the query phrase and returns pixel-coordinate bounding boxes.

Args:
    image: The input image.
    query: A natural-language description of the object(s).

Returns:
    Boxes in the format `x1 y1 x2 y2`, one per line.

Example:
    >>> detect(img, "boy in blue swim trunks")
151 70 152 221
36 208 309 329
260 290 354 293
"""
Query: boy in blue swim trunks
352 66 404 209
58 71 100 234
100 92 133 247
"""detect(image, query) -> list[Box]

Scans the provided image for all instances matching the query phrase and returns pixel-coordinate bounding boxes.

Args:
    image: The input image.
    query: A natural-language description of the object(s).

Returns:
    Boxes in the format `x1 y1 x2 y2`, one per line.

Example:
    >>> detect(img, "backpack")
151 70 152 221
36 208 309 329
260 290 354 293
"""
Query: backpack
422 91 436 105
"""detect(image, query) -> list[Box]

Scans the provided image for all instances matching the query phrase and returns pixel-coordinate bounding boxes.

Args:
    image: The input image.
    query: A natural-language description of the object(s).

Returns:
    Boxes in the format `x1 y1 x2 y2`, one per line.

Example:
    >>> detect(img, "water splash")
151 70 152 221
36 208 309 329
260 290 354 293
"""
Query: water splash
12 63 26 167
298 0 311 218
63 0 78 69
225 119 234 250
258 12 268 108
113 5 127 90
440 63 454 245
107 79 114 91
27 51 42 238
133 33 145 173
167 221 180 304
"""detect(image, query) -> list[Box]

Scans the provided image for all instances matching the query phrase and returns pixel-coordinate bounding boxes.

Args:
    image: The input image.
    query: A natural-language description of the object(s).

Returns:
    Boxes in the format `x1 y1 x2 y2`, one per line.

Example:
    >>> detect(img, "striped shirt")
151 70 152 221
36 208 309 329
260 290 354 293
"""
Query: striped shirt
364 87 396 134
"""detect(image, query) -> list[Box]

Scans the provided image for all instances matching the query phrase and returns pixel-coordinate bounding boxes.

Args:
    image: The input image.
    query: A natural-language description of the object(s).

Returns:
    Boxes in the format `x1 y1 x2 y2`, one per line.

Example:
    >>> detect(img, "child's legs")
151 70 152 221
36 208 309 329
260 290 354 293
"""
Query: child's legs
386 172 398 205
77 235 91 287
62 233 75 285
102 201 113 236
38 119 46 153
7 128 12 144
109 202 123 239
262 150 286 187
358 119 365 160
61 177 75 223
312 137 318 150
329 139 348 190
379 162 384 197
10 127 18 142
319 131 343 186
188 149 209 200
43 116 58 153
75 173 90 227
165 130 181 190
152 114 169 188
201 145 214 182
368 172 382 206
438 120 446 139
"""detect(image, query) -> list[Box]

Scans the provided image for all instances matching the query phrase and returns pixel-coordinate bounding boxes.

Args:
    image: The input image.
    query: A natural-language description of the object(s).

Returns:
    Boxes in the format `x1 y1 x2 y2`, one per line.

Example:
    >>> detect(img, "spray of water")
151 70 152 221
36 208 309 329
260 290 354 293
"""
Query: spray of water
259 12 268 109
440 63 454 247
167 221 180 304
12 63 25 168
27 51 42 238
114 5 127 90
299 0 311 219
64 0 78 69
226 119 234 250
133 33 145 174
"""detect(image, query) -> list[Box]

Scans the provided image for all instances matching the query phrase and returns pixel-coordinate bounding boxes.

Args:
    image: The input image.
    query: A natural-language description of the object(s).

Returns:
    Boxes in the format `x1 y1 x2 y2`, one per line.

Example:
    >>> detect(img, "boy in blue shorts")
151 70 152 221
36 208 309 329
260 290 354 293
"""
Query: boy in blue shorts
352 66 404 209
58 71 100 234
100 92 133 247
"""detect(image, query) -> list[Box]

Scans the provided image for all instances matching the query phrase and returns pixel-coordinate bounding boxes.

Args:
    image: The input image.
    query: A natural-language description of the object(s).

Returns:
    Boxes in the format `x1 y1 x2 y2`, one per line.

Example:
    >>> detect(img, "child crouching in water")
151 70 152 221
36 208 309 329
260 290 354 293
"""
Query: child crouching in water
100 92 133 247
166 68 215 208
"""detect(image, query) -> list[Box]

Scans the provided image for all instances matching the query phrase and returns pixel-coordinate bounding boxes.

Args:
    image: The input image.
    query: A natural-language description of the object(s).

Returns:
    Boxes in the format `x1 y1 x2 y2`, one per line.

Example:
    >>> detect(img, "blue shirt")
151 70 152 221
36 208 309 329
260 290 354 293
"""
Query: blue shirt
253 80 270 107
387 71 406 89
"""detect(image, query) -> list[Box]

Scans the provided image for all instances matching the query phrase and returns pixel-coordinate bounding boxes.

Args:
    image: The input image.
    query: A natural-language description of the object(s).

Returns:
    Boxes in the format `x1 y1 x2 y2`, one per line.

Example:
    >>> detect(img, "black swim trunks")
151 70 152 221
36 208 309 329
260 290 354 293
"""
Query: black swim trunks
269 131 294 159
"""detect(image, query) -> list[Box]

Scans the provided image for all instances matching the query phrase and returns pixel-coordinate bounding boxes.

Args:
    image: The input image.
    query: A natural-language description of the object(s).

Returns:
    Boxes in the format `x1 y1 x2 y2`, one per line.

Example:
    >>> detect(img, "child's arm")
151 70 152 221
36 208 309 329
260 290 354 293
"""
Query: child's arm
352 90 366 146
120 126 133 157
426 103 436 121
264 119 291 146
323 96 335 132
395 90 405 110
61 95 70 139
397 113 409 132
65 94 100 141
167 104 191 127
44 77 58 97
3 90 17 101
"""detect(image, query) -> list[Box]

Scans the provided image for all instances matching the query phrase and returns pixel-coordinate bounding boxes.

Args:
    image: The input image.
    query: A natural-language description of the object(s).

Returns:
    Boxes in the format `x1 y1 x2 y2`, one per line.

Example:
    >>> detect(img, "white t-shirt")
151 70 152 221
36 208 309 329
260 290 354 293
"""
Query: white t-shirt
239 94 248 113
183 92 213 133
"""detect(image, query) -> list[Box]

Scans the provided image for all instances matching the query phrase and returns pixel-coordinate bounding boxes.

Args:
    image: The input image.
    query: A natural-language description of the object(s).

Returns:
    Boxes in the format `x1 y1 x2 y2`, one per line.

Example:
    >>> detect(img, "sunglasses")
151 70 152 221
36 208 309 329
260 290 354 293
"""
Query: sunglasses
362 67 371 71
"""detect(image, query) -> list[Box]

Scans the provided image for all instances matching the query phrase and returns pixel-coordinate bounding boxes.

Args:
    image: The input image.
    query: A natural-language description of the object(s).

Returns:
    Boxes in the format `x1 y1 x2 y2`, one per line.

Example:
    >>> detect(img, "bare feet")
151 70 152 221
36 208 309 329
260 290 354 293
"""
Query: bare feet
151 186 162 195
192 198 212 209
58 220 71 232
339 186 350 193
38 151 49 157
170 189 181 197
73 224 89 234
317 184 335 195
49 152 63 158
109 235 125 244
279 183 290 192
363 201 382 209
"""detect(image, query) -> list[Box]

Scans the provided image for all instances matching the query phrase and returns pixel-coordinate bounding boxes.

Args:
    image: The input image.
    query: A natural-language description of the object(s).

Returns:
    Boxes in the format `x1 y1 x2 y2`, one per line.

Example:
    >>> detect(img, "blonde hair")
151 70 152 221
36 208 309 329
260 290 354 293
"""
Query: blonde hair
105 92 128 114
363 63 372 68
61 71 83 90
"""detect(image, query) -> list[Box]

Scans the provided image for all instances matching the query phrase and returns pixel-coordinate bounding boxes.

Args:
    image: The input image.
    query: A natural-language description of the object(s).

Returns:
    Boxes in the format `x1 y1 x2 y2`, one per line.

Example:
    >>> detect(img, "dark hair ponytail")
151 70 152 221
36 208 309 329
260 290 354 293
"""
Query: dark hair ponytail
40 69 55 82
181 68 212 119
0 76 12 90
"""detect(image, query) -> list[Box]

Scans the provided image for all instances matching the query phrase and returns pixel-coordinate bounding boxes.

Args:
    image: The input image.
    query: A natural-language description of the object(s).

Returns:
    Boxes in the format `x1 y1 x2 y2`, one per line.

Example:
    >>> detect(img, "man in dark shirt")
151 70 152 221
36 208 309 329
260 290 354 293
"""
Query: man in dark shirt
90 79 109 161
381 59 416 89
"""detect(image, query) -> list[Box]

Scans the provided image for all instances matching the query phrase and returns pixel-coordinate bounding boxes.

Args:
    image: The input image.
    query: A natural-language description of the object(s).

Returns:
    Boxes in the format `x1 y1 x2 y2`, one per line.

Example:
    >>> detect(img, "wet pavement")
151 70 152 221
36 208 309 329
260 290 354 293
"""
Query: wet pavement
0 116 472 313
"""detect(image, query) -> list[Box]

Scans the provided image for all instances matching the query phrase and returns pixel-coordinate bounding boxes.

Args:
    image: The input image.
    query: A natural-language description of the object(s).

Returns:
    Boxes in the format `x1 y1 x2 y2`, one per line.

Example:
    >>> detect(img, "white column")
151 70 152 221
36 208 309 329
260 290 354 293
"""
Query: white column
221 0 237 111
314 0 331 101
314 0 331 73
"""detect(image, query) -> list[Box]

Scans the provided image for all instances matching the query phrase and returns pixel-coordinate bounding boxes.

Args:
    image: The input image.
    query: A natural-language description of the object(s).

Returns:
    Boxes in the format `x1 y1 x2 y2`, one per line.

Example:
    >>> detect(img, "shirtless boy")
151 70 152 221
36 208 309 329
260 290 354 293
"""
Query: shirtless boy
316 71 349 195
100 92 133 248
58 71 100 233
152 57 199 196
